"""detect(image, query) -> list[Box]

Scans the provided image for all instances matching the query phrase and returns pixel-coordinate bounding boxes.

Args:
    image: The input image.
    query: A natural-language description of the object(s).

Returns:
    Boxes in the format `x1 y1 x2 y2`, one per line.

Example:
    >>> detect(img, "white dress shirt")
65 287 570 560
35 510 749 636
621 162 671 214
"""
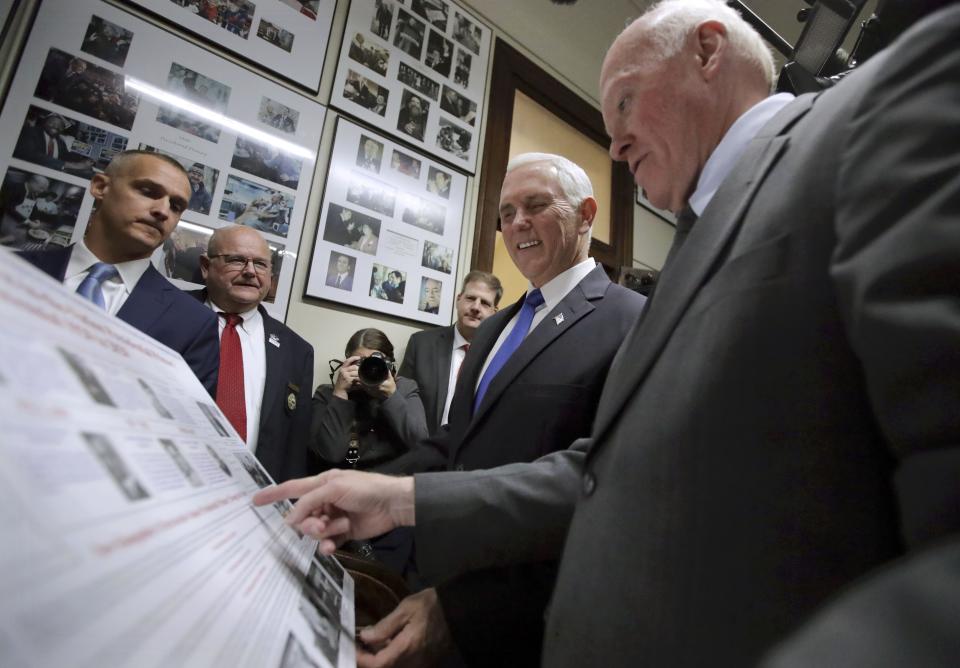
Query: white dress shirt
688 92 795 216
208 299 266 453
440 325 470 425
476 257 597 387
63 239 151 316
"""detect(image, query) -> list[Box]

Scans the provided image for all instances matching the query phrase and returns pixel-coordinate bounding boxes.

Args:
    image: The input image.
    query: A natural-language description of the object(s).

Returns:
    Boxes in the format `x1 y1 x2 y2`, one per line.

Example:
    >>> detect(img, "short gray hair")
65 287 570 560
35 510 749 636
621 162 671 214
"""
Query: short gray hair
637 0 775 89
505 152 594 209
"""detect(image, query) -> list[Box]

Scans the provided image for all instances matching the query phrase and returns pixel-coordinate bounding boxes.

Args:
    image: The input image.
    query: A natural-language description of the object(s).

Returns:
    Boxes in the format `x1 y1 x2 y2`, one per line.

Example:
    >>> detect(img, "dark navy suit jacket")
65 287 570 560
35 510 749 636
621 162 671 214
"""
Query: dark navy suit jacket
19 245 219 396
191 289 317 482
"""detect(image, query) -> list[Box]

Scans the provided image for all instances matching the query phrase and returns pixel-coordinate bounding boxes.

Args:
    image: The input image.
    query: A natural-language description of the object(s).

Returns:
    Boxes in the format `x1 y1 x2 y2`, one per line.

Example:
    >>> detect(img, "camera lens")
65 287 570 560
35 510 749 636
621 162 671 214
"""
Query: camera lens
358 352 391 386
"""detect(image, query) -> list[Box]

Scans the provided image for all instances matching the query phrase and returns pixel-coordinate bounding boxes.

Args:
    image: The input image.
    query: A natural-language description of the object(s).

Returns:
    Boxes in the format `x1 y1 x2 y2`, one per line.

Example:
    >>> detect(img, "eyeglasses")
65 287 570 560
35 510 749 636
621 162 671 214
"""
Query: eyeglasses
208 254 272 274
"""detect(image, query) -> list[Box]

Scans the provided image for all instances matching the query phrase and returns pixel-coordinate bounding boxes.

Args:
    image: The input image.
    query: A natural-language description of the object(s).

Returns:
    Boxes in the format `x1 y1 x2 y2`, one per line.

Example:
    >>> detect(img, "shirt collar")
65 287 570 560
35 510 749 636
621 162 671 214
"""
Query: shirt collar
530 257 596 312
66 239 151 292
451 325 468 349
688 93 795 217
207 298 262 331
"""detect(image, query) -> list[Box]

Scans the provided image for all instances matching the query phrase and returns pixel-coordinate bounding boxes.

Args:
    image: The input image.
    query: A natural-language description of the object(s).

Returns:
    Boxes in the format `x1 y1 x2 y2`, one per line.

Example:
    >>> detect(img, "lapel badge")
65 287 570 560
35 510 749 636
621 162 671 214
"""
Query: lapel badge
554 313 565 326
269 333 280 348
287 392 297 411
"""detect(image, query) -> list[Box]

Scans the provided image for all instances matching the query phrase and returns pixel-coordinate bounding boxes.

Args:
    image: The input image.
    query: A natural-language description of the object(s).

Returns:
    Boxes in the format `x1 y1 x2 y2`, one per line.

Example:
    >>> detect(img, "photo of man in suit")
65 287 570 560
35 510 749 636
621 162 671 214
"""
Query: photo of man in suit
324 252 355 291
195 225 316 483
13 111 95 177
399 270 501 433
256 1 960 666
17 150 219 396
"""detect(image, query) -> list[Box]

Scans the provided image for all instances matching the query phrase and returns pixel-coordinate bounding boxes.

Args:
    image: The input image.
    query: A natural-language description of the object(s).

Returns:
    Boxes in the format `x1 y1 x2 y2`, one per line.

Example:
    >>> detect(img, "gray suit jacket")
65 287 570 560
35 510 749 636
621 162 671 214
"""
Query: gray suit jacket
398 324 455 434
413 8 960 666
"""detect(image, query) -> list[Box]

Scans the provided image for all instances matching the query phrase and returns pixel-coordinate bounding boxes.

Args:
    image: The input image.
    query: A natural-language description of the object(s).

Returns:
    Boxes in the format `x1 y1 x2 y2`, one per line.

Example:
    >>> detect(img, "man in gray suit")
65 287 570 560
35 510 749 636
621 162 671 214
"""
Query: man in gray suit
399 270 502 433
257 1 960 665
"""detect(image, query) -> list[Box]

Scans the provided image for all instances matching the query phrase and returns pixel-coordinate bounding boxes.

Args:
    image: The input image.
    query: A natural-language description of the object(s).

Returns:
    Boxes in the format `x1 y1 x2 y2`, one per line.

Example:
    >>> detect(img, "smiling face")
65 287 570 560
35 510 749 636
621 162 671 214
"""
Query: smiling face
200 226 272 314
600 27 712 213
86 154 191 263
498 161 594 288
455 280 497 337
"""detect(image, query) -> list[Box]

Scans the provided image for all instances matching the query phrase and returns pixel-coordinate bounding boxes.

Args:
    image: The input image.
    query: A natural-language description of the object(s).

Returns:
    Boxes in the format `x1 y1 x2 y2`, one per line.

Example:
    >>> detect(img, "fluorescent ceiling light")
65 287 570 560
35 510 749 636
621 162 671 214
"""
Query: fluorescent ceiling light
125 76 315 161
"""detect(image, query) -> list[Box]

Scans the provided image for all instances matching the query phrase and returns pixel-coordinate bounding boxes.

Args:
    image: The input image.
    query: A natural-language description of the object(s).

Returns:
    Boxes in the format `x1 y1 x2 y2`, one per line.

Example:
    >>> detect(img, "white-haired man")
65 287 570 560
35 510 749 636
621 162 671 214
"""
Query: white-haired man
257 1 960 665
374 152 645 665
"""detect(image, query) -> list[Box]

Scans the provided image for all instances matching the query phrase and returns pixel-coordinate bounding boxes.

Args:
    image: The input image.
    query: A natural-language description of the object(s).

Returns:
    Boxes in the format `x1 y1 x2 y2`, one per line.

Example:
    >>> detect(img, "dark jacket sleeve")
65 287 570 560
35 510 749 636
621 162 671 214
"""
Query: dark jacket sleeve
309 384 357 469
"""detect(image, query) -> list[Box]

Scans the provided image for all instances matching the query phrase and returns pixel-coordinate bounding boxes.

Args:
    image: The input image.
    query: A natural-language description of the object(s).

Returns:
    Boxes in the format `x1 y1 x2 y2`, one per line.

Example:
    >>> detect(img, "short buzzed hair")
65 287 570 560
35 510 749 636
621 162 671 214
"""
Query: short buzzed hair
461 270 503 306
634 0 776 89
105 149 190 180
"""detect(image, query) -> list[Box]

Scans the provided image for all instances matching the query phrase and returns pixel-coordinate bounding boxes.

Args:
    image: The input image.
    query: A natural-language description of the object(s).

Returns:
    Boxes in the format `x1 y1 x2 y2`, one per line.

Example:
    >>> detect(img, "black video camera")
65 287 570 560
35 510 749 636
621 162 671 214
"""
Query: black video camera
357 352 396 387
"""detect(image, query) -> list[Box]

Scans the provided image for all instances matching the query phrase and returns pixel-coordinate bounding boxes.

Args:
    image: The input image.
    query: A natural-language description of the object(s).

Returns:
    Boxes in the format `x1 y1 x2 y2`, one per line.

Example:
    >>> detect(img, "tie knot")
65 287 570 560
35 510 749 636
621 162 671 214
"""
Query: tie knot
525 289 545 309
220 312 243 327
87 262 118 283
460 343 470 352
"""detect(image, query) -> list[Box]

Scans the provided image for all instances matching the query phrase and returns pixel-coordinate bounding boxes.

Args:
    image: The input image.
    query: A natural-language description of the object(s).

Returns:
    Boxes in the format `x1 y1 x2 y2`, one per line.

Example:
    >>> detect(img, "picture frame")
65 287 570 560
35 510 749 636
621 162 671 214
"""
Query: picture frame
305 116 466 325
124 0 336 93
0 0 326 321
636 186 677 226
330 0 491 173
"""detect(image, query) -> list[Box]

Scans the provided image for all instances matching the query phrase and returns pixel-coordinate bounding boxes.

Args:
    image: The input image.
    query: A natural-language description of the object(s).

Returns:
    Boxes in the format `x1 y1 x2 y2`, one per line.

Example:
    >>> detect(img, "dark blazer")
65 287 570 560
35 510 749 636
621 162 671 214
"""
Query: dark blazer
762 536 960 668
191 289 317 483
20 245 218 396
310 376 429 472
412 8 960 667
409 265 645 665
398 323 455 433
13 124 72 172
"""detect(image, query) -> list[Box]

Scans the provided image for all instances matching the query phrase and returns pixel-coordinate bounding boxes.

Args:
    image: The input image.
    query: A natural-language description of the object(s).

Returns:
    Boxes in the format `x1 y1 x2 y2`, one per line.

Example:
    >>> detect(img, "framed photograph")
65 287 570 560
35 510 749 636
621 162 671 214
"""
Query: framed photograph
125 0 335 93
0 0 326 321
331 0 492 172
636 186 677 226
306 117 467 325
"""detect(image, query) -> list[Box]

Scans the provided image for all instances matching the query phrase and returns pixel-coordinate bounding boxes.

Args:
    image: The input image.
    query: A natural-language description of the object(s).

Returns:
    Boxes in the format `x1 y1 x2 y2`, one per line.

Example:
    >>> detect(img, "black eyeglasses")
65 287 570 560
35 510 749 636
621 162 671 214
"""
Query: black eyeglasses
208 254 272 274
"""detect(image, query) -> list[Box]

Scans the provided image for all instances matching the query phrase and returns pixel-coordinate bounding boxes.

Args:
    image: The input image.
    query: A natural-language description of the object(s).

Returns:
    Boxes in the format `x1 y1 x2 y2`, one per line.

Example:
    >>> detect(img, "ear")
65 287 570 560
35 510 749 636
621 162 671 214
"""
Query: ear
89 172 110 201
199 255 211 282
695 20 727 81
578 196 598 233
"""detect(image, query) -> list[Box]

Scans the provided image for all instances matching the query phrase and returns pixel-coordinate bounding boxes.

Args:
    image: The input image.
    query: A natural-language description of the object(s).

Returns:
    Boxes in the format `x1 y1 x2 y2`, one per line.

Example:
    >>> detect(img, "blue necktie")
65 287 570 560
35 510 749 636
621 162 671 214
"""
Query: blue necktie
473 289 544 412
76 262 119 310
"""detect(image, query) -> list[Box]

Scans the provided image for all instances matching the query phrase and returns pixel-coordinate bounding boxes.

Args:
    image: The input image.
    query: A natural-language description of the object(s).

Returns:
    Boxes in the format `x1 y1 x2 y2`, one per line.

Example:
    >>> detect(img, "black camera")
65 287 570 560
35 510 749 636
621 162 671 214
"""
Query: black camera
357 352 396 386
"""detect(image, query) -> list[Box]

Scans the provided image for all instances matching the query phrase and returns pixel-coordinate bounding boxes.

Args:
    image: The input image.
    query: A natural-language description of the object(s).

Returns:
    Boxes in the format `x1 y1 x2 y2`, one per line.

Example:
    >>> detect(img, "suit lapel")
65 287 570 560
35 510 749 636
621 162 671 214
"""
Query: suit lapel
589 97 816 447
463 266 608 444
117 265 171 334
259 308 283 437
432 325 454 418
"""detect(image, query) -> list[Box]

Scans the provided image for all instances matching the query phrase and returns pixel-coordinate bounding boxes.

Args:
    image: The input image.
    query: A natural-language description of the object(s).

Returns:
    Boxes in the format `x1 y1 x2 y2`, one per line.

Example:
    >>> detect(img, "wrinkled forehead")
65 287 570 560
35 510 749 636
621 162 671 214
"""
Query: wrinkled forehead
217 228 271 258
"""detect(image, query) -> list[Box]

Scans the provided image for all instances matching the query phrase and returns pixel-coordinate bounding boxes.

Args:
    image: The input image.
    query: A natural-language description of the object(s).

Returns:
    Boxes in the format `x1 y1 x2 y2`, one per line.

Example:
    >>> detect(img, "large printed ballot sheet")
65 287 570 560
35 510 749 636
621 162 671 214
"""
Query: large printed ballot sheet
0 251 355 668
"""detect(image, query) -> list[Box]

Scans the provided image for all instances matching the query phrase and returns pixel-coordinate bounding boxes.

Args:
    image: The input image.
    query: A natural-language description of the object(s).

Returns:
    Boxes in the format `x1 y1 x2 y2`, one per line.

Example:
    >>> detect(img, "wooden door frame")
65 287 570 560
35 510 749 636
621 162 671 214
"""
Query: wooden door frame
472 38 633 276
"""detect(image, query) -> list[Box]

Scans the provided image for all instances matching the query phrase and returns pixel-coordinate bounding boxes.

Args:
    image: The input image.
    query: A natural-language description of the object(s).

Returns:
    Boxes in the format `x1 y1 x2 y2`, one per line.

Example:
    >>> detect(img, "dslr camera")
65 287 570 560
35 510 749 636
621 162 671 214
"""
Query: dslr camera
357 351 396 387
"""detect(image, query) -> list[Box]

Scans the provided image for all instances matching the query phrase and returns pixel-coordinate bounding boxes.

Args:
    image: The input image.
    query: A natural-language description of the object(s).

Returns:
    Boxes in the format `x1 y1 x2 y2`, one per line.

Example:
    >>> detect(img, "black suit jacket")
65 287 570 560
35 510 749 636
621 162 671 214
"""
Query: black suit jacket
398 324 455 433
412 9 960 666
406 265 646 665
20 245 218 396
13 124 72 172
190 289 316 482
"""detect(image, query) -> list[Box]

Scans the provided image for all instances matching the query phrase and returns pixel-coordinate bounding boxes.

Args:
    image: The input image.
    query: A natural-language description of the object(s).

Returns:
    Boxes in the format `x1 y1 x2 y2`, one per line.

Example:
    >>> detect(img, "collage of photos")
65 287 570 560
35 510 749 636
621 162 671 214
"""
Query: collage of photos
331 0 491 171
306 119 467 325
0 0 326 321
129 0 335 91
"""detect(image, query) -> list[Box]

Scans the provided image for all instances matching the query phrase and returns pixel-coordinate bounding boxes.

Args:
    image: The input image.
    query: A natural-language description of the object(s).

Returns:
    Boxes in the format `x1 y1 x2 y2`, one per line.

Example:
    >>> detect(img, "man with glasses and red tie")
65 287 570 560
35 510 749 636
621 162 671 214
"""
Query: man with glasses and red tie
17 149 219 396
193 224 317 483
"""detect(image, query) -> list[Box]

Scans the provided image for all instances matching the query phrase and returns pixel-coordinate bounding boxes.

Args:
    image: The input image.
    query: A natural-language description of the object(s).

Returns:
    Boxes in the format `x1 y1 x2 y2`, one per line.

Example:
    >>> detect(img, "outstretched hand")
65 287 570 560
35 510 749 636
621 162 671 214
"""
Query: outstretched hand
252 469 415 553
357 588 453 668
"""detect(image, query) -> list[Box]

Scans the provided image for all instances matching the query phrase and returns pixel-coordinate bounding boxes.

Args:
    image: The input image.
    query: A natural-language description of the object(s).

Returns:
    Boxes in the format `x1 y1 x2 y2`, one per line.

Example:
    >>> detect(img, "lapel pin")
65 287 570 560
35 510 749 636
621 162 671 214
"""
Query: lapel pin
554 313 565 326
269 334 280 347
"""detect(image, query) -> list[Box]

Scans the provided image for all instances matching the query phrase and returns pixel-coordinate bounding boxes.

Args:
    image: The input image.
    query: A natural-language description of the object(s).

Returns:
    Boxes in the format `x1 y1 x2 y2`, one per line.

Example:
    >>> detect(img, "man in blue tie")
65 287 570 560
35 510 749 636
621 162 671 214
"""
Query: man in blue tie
372 153 647 666
17 149 219 396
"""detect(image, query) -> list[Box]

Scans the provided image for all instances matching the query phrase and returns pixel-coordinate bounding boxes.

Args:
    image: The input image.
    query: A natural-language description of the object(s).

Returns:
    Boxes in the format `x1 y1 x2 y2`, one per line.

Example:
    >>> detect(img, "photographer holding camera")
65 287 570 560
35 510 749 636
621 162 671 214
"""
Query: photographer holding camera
310 328 429 472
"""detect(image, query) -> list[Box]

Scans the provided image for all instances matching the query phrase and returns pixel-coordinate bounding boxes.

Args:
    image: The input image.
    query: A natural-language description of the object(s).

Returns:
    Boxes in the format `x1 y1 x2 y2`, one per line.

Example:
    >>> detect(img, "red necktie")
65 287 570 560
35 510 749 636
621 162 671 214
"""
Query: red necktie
46 136 55 157
456 343 470 381
216 313 246 440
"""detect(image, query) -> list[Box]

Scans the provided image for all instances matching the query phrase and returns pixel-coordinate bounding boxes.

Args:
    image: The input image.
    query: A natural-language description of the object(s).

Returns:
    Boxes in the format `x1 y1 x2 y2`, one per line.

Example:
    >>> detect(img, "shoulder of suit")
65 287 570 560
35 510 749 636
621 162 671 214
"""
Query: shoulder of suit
259 306 314 353
144 267 216 323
